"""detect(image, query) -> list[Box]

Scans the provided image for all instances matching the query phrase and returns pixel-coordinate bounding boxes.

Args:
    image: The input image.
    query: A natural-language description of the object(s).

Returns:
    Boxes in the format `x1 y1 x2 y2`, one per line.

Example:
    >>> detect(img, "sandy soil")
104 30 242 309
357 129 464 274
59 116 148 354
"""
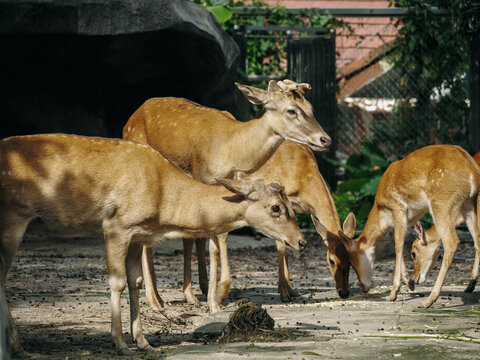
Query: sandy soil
4 230 479 359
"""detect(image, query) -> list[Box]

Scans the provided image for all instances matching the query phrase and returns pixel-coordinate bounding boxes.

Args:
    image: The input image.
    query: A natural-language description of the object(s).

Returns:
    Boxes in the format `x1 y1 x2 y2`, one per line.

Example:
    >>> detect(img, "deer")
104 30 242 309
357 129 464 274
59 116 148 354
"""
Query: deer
410 151 480 293
0 133 305 356
209 141 354 312
123 79 332 312
331 145 480 308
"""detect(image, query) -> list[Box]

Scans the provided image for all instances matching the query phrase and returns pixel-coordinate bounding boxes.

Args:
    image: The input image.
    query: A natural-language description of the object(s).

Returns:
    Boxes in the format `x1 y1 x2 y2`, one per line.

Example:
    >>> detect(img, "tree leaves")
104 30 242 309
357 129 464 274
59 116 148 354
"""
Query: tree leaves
207 5 233 24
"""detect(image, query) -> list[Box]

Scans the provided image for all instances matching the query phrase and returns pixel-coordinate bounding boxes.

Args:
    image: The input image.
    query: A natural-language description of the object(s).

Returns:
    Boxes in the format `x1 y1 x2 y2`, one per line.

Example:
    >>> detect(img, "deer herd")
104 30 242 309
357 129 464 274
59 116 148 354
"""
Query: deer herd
1 79 479 355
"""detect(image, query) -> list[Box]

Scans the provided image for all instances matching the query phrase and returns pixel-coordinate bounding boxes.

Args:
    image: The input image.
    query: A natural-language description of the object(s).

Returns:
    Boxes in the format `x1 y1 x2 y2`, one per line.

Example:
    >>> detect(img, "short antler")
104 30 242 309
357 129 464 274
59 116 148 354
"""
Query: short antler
277 79 311 94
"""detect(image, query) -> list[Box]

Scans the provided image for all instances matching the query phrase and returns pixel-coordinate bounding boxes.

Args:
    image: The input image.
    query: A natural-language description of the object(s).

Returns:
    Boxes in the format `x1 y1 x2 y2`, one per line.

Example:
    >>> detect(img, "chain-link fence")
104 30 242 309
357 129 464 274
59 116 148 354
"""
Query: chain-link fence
230 6 475 164
335 13 471 162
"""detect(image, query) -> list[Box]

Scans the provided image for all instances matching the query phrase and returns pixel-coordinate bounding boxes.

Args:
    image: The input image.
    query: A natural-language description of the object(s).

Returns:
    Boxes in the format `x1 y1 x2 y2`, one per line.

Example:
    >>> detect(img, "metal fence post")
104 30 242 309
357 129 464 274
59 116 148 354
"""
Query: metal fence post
469 37 480 154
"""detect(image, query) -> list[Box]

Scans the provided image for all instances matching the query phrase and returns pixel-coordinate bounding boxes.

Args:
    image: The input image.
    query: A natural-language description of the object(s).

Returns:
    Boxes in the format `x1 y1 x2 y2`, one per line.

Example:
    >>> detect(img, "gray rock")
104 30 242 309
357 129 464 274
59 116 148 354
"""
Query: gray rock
0 0 239 138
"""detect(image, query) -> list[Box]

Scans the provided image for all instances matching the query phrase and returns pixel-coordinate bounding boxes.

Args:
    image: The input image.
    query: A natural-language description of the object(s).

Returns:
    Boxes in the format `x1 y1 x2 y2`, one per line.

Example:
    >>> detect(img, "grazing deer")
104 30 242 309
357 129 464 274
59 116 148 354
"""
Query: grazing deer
333 145 480 308
123 79 331 312
411 151 480 293
210 141 354 312
0 134 304 355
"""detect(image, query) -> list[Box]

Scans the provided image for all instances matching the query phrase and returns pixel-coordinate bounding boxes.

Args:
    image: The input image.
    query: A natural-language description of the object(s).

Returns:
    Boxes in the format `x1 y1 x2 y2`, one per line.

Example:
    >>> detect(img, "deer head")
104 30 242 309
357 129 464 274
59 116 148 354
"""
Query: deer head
411 222 442 284
235 80 331 151
311 214 354 298
217 178 306 252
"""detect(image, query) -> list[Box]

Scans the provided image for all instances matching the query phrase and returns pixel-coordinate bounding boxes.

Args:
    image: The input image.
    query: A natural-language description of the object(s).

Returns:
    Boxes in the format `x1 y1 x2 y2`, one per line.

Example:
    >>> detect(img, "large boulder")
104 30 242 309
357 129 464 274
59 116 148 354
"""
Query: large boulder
0 0 239 138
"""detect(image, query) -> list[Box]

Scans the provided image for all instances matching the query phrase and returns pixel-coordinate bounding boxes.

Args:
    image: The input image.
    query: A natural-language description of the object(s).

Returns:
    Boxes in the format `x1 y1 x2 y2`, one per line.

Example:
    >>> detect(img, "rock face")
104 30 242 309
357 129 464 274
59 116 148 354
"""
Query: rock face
0 0 239 138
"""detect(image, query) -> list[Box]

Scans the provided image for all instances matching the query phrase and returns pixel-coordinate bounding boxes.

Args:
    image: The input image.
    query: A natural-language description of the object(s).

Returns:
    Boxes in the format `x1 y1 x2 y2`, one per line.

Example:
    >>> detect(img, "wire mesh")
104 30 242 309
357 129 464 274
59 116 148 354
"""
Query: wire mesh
336 16 470 162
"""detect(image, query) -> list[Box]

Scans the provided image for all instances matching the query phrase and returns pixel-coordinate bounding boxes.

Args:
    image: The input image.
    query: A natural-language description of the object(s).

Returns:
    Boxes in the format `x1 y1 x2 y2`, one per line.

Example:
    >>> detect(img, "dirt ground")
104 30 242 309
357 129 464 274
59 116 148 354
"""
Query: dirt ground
4 229 480 359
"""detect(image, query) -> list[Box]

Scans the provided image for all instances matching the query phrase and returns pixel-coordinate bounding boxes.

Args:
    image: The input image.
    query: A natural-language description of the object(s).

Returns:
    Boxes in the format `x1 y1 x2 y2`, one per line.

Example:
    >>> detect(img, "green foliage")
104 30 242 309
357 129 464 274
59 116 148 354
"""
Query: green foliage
328 140 389 228
192 0 351 78
190 0 233 23
295 213 314 229
375 0 471 157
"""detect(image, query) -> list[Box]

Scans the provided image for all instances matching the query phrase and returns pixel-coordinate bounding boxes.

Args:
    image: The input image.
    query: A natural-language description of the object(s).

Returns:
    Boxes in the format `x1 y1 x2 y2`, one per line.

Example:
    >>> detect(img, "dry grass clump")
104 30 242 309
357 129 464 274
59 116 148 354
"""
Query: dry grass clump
218 299 303 343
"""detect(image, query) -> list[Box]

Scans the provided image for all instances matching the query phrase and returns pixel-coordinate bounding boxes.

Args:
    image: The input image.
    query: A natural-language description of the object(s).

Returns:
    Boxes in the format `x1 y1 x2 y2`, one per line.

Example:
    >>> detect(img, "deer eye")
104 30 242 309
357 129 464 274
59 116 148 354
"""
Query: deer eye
329 259 335 266
271 205 280 213
287 109 296 115
411 252 416 260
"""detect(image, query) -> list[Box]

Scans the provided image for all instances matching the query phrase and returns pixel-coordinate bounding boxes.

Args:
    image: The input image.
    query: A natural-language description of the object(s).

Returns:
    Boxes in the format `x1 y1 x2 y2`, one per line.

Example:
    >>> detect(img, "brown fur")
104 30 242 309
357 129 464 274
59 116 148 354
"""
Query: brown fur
342 145 480 308
411 150 480 294
0 134 304 354
123 80 331 312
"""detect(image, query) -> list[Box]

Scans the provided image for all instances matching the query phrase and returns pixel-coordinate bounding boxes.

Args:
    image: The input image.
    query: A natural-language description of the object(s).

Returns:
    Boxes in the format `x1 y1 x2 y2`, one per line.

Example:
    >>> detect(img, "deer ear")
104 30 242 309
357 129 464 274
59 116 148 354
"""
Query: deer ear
311 215 328 242
216 178 259 201
235 83 267 105
342 213 357 239
414 221 427 246
233 172 251 181
216 178 250 195
338 230 357 251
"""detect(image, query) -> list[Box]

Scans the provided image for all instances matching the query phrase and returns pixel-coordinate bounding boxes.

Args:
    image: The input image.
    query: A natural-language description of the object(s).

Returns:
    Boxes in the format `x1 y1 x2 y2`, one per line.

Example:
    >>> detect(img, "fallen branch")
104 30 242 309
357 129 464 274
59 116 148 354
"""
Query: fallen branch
364 333 480 343
412 308 480 317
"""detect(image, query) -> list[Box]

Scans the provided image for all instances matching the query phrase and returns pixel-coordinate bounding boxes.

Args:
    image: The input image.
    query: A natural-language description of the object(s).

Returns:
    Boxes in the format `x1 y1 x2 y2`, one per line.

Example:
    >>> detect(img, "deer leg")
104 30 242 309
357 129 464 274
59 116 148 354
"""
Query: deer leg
464 210 479 293
283 250 298 297
276 241 291 302
422 219 460 308
208 237 221 313
183 239 200 305
105 230 131 355
126 243 153 351
217 233 231 303
142 246 164 310
196 238 209 296
389 215 407 301
0 213 31 356
401 257 415 291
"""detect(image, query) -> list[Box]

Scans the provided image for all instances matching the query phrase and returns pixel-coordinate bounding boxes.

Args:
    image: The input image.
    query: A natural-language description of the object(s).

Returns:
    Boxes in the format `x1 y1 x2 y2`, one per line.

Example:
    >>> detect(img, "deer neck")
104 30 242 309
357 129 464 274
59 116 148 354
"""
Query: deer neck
225 115 284 175
308 175 342 233
357 202 388 249
160 182 249 239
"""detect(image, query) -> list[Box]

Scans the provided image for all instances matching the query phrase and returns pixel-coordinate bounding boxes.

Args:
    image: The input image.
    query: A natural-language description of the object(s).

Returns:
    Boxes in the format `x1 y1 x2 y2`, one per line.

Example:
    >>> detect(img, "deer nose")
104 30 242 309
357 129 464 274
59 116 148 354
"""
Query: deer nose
298 239 306 251
338 289 350 299
360 283 371 293
320 136 331 148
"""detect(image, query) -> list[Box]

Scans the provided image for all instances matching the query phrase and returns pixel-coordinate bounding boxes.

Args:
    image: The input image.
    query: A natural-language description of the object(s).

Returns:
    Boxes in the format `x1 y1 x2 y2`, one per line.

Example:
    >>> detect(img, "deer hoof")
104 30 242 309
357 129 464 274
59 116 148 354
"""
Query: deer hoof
407 278 415 291
388 292 397 302
465 279 477 293
117 347 133 356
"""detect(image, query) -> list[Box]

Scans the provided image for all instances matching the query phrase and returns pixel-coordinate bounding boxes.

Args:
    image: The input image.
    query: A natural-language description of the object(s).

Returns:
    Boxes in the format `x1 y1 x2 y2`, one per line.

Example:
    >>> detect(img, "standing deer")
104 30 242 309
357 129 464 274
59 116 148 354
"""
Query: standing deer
331 145 480 308
210 141 354 311
411 151 480 293
0 134 305 355
123 79 332 312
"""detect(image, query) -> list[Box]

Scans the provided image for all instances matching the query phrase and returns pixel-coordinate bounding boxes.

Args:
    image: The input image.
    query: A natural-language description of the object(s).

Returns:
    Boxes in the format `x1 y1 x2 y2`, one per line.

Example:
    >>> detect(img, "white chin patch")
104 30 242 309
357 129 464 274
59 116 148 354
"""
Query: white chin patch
365 247 375 265
418 266 430 284
418 273 426 284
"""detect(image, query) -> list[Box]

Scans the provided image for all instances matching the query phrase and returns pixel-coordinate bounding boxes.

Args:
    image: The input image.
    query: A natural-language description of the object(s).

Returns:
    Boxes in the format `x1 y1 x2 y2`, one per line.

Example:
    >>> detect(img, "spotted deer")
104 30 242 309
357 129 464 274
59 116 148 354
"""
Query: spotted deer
411 151 480 293
123 79 331 312
208 141 354 313
334 145 480 308
0 134 304 355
